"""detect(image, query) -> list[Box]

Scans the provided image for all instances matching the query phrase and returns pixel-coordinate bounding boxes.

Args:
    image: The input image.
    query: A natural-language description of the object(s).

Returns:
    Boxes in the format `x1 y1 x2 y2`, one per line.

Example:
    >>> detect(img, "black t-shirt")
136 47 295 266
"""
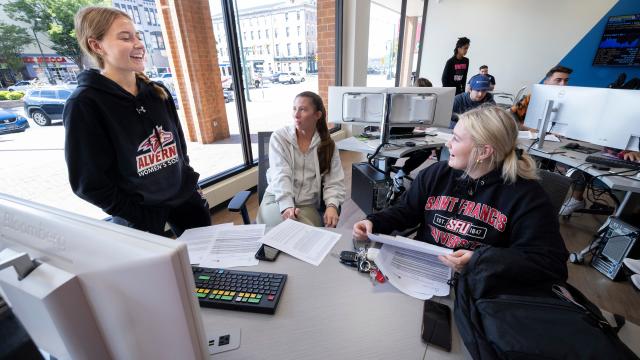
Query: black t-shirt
442 56 469 95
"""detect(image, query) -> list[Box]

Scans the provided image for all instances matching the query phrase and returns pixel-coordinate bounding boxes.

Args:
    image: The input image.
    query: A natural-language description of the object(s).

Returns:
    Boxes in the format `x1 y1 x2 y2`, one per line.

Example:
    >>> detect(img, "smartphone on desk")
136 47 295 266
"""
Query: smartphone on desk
255 244 281 261
421 300 452 351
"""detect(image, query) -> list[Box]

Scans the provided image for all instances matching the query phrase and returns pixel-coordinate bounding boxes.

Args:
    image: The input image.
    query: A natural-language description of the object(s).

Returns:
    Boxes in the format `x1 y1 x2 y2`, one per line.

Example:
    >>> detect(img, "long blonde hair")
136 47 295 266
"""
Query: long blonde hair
74 6 167 100
458 106 538 184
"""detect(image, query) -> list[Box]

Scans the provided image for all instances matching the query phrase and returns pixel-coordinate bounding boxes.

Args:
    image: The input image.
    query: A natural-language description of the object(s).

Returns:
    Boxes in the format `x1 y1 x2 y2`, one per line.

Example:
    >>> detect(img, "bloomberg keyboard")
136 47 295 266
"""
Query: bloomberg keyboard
193 266 287 314
390 132 426 139
585 155 640 171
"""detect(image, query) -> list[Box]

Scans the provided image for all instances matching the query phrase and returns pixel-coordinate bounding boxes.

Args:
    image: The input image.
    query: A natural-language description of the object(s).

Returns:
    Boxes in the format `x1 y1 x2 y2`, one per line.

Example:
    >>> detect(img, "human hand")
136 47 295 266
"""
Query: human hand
323 206 339 228
352 220 373 241
438 250 474 273
624 151 640 162
281 207 300 220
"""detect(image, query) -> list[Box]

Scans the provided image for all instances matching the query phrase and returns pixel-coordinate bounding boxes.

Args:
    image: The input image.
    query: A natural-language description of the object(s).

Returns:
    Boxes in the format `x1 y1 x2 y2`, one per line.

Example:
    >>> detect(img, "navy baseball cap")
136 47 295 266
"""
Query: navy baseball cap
469 75 491 91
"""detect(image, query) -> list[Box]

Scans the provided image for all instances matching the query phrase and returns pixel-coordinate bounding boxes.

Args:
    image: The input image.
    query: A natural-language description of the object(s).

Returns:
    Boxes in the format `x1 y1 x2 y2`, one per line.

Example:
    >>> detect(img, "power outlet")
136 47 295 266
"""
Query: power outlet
207 328 241 355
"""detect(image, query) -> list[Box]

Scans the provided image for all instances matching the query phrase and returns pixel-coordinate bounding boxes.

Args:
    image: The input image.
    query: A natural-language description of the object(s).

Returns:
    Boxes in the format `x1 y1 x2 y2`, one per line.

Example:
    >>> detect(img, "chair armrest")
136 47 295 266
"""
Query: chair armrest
228 191 252 212
228 190 252 224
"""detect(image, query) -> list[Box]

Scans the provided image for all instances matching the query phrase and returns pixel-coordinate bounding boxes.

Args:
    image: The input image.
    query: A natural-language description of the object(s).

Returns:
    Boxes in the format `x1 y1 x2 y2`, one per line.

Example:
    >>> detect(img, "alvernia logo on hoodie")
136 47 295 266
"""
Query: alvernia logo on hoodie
136 126 178 176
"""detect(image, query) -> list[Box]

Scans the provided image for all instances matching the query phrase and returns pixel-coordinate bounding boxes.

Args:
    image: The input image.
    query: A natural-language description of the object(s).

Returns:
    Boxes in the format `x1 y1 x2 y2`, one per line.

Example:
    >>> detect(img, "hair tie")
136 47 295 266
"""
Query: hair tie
515 148 523 160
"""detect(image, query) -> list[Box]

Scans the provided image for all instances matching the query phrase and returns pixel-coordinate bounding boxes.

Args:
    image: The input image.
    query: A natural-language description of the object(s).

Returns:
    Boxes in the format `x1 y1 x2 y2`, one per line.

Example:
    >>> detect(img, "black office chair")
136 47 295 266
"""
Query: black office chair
228 131 272 224
538 169 573 215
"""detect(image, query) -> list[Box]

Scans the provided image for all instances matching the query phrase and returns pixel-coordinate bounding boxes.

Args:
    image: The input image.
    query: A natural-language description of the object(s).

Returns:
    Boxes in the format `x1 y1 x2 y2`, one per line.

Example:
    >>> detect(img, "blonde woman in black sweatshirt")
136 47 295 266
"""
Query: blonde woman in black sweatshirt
64 6 210 236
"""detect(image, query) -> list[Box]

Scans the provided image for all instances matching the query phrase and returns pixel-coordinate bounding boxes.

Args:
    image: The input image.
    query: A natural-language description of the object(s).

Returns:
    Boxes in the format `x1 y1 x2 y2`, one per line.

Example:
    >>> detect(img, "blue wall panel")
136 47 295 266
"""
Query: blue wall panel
556 0 640 87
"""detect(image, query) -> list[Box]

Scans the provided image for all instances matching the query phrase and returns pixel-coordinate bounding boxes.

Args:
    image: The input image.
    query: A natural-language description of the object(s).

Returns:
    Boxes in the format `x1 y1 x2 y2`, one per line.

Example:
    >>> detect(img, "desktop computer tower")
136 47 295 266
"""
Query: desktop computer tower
351 162 389 214
591 217 640 280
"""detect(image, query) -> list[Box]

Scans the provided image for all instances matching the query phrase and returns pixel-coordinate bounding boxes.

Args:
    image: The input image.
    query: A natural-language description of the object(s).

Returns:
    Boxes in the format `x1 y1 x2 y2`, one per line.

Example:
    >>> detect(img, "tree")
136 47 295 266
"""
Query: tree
0 23 33 76
4 0 106 69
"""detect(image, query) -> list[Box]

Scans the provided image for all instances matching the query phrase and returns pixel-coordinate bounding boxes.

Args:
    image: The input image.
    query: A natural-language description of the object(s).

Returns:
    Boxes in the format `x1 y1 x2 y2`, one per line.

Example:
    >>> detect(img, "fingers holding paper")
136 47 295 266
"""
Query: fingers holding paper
438 250 473 273
352 220 373 241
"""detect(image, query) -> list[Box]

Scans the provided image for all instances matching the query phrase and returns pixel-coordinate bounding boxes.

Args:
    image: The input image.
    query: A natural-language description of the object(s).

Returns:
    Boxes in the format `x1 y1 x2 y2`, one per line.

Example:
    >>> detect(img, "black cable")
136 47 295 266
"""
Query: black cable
366 141 388 175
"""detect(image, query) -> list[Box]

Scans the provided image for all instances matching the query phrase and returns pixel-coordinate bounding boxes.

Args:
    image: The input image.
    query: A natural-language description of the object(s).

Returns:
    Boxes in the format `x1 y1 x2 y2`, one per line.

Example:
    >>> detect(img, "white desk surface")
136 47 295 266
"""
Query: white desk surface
523 138 640 193
203 228 471 360
337 136 447 158
202 228 640 359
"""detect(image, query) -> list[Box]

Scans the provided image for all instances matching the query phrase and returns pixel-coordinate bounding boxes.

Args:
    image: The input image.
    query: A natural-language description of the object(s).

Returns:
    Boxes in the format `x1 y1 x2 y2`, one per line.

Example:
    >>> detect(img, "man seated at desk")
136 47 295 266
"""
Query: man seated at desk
449 75 495 129
511 65 572 131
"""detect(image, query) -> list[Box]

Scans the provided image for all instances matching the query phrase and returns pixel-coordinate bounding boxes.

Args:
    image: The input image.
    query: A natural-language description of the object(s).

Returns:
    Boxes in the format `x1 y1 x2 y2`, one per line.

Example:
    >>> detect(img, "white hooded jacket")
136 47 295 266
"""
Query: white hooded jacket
265 126 345 213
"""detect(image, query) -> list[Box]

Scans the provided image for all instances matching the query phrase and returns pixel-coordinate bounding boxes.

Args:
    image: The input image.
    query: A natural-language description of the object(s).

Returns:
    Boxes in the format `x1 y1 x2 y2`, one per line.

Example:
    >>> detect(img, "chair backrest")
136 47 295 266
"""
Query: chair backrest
513 85 527 105
257 131 273 204
538 170 572 215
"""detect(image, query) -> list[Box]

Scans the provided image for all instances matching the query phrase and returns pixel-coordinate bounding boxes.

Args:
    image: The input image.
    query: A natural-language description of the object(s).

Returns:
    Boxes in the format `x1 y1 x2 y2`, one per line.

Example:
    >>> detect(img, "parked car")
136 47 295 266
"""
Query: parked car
0 109 29 135
223 89 234 103
278 72 305 84
23 87 73 126
267 72 285 83
7 80 36 92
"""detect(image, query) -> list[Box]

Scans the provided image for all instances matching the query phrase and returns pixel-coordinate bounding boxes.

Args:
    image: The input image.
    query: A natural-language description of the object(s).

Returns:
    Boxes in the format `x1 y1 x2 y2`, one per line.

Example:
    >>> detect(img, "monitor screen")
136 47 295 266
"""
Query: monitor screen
328 86 386 124
593 14 640 67
328 86 455 128
387 87 455 128
0 194 208 359
524 84 640 149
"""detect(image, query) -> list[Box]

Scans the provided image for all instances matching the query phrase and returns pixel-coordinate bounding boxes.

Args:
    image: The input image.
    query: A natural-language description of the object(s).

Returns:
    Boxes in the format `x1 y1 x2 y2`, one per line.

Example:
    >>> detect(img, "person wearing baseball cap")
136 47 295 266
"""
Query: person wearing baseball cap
449 74 495 128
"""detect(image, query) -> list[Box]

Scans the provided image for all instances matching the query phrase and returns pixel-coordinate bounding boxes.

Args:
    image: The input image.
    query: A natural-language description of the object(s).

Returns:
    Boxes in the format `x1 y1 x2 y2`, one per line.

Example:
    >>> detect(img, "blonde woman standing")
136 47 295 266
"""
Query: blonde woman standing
64 6 210 236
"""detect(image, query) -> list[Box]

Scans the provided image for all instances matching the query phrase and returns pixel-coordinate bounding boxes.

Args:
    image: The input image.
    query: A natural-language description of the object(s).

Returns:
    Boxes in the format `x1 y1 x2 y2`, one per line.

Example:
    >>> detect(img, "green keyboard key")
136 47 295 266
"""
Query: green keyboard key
220 295 233 301
196 293 207 298
248 298 260 304
198 275 210 280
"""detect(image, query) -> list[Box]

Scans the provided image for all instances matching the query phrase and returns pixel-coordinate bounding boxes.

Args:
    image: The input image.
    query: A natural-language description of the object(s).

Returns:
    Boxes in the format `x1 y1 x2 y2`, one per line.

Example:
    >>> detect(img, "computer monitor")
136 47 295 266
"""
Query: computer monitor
327 86 386 124
386 87 455 128
0 193 208 359
524 85 640 150
328 86 455 129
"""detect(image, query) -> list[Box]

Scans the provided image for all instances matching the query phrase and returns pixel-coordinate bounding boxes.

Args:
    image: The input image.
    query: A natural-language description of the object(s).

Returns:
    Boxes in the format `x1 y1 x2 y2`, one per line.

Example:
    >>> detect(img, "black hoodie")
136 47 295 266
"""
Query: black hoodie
63 69 199 225
367 161 568 284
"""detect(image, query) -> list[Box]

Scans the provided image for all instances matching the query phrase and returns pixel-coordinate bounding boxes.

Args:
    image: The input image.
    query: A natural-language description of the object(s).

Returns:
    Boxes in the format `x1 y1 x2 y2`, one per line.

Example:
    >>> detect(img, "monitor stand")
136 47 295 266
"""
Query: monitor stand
534 99 557 154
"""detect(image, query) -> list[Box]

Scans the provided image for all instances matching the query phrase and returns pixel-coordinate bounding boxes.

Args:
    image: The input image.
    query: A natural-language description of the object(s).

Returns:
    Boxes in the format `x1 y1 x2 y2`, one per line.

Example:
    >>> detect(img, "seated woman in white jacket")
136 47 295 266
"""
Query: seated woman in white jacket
257 91 346 227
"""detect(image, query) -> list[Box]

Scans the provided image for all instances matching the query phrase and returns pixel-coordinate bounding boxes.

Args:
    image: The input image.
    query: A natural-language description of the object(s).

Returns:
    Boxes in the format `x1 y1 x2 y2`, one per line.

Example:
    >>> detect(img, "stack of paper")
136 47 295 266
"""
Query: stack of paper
177 223 265 268
368 233 453 300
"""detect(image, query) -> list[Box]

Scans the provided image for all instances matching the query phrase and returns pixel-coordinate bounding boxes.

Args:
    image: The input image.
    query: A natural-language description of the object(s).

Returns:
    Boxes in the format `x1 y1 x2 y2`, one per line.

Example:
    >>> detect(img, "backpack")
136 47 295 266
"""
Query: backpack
454 276 639 360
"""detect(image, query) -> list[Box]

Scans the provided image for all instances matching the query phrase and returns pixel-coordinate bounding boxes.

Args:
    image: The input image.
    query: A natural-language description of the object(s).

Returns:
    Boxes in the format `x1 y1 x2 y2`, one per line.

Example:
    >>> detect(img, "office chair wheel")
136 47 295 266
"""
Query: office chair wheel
569 253 584 264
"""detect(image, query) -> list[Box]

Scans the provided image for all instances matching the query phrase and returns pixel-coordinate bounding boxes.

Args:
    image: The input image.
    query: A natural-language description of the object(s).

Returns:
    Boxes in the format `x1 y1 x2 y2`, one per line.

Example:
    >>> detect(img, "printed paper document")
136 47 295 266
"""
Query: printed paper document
369 233 453 299
178 224 265 268
259 219 340 266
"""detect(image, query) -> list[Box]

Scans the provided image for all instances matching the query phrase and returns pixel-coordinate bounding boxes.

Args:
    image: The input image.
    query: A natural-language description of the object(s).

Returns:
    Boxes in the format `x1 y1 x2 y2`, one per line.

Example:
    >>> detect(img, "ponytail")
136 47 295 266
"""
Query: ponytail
459 106 539 184
295 91 335 175
135 72 169 100
502 147 538 184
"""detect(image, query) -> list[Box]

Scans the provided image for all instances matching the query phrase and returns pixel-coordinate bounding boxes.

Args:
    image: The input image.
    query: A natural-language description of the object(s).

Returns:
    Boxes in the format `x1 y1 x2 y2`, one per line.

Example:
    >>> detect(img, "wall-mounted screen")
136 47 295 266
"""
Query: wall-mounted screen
593 14 640 67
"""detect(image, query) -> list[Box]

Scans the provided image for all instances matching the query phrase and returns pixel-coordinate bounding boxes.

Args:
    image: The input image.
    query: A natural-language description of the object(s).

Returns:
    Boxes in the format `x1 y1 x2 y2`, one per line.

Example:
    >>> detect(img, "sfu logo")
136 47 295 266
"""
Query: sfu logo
446 218 472 235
